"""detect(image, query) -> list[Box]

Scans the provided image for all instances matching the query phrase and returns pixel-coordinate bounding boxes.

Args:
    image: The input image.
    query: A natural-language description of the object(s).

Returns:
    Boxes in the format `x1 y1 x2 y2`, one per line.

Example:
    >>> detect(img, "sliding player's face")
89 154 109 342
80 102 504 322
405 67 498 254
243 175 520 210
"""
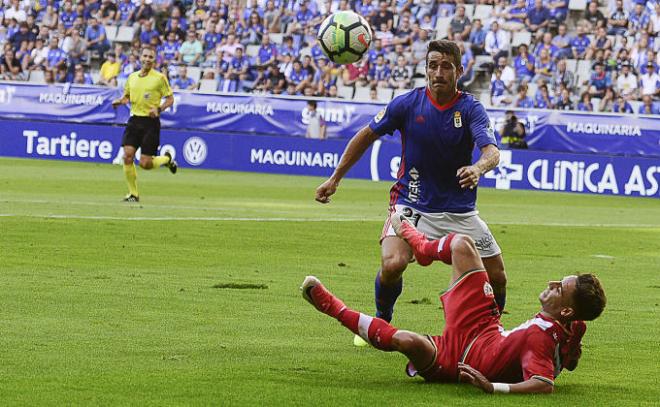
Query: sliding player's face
426 51 463 94
539 275 578 319
140 49 156 70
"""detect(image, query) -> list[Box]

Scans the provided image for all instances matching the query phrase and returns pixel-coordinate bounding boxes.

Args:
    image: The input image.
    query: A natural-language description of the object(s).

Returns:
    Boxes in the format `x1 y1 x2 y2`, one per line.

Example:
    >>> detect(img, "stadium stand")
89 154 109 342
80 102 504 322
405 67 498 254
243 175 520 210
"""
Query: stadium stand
0 0 657 114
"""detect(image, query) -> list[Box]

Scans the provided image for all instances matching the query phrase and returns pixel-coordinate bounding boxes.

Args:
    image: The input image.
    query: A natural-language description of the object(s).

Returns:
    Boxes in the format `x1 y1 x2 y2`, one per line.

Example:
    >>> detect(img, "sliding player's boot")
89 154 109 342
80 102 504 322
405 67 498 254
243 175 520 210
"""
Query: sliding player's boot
390 214 434 266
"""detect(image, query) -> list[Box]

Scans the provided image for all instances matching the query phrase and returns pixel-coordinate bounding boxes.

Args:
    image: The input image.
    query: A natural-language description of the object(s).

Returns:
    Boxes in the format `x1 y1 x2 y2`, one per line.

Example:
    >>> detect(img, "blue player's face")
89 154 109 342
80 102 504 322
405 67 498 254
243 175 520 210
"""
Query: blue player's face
426 51 462 95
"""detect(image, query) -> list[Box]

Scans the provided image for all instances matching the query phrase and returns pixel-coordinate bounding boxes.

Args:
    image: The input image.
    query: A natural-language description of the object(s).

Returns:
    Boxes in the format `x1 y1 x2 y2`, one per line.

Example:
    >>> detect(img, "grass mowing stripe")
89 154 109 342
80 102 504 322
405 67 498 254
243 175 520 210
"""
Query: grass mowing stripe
1 212 659 228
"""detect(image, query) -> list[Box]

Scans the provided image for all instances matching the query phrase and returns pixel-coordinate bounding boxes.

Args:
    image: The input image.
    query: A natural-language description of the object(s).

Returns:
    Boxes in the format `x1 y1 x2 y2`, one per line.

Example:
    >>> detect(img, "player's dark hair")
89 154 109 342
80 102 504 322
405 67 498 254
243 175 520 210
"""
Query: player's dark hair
572 274 606 321
426 40 462 70
307 100 317 109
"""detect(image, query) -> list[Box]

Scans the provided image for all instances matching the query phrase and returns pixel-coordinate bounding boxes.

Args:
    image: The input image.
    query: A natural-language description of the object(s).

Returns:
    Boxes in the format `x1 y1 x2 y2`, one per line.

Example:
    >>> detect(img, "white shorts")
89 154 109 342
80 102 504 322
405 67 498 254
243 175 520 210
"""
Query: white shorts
381 204 502 258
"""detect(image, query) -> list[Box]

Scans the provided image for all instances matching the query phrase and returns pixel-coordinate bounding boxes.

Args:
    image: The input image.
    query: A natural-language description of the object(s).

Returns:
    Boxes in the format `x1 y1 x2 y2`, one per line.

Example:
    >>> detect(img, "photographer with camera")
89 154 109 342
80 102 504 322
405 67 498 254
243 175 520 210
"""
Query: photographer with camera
499 110 527 149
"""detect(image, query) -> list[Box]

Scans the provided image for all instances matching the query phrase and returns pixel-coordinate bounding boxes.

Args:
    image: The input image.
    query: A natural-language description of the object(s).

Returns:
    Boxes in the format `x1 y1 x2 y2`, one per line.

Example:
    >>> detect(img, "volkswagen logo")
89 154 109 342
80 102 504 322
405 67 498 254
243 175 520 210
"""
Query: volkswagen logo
183 137 207 166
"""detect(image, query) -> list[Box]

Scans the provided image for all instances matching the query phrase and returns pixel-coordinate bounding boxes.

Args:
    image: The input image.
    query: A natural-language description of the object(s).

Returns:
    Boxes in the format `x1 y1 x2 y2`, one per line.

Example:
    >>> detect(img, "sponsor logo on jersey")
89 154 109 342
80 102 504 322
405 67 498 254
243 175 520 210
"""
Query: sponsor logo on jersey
374 107 386 123
408 167 420 203
144 92 151 100
453 111 462 128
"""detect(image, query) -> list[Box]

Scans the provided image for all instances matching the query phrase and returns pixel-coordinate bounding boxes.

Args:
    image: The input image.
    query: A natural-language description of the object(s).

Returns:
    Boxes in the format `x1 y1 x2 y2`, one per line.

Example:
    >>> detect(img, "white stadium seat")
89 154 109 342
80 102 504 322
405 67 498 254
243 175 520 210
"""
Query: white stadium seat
473 5 493 21
29 70 45 83
186 66 202 82
353 86 371 101
114 26 135 43
337 86 354 99
104 25 118 43
376 87 393 102
198 79 218 93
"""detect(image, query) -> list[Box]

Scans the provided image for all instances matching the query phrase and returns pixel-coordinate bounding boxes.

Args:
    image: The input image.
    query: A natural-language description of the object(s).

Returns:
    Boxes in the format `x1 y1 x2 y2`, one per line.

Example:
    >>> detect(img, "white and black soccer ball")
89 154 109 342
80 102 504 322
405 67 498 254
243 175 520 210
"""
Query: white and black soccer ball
317 11 372 65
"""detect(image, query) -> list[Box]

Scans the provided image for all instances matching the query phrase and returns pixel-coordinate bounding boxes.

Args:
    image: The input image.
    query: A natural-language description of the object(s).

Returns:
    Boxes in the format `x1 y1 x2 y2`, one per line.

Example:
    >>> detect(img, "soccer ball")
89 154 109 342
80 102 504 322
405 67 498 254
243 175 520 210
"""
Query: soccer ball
317 11 372 65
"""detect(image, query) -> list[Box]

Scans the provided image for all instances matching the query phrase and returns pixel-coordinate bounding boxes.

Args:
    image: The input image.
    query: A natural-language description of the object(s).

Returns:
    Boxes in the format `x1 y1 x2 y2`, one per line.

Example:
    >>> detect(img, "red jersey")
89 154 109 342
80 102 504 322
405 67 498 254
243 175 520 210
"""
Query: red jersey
465 313 569 386
408 271 569 386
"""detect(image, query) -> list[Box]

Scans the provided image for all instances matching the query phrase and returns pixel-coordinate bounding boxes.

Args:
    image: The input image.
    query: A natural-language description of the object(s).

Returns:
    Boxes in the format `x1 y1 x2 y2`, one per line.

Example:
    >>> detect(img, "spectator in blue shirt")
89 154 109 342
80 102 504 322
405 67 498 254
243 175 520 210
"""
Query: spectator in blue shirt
577 92 594 111
502 0 528 32
552 23 573 59
243 12 265 45
367 39 386 64
139 20 160 45
310 39 325 63
629 1 651 36
514 83 535 108
288 58 310 93
547 0 568 23
468 19 487 55
204 23 223 53
607 0 629 36
491 69 512 107
158 31 180 62
535 82 555 108
639 95 660 114
514 44 535 83
116 0 135 26
9 22 36 52
534 32 560 60
533 48 556 84
60 1 78 30
368 54 390 88
571 25 591 59
612 95 633 113
173 66 197 90
457 41 475 89
257 34 278 66
277 36 299 62
526 0 550 36
588 62 612 98
85 17 110 59
46 37 67 70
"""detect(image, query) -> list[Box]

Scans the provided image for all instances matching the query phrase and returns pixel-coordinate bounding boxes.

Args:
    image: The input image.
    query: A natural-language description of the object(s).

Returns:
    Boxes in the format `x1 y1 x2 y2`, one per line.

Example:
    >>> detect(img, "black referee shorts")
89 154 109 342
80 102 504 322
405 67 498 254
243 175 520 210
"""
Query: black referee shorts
122 116 161 156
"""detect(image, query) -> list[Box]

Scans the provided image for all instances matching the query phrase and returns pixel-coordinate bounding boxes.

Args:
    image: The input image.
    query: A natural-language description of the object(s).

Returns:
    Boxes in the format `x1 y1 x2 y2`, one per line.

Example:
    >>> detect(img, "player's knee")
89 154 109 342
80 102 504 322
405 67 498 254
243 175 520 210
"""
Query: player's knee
381 253 408 276
451 234 478 257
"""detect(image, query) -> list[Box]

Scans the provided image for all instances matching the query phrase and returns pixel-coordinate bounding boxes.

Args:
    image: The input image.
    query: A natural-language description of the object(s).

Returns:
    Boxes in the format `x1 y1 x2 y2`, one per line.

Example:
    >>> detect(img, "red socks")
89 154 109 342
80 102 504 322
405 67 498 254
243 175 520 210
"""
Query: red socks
337 308 398 351
415 233 456 265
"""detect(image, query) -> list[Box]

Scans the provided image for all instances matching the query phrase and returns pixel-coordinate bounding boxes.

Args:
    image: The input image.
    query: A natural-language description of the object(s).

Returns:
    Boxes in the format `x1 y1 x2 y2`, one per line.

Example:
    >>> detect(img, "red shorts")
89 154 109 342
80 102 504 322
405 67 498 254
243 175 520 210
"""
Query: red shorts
407 270 500 382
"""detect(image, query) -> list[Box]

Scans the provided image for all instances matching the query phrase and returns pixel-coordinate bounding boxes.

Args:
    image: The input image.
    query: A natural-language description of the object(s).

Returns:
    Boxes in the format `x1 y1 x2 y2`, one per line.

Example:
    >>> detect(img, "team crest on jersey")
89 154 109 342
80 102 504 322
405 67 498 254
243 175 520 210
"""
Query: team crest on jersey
453 111 462 128
374 108 386 123
483 281 494 297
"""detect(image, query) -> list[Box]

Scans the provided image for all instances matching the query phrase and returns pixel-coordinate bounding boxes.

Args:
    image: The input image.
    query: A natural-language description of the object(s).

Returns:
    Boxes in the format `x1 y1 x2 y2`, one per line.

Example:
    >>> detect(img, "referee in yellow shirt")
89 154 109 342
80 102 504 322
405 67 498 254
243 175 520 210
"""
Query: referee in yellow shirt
112 45 176 202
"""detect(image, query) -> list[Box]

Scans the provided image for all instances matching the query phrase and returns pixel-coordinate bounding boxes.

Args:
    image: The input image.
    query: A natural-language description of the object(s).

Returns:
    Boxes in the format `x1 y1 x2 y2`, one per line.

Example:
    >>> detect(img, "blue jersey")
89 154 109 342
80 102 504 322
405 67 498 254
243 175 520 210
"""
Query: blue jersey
369 89 496 213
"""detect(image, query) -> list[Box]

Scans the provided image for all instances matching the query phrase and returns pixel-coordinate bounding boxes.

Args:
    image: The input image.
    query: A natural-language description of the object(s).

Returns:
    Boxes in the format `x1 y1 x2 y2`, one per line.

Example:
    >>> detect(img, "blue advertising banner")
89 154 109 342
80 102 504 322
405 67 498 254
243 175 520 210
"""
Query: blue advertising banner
1 118 658 198
0 82 658 156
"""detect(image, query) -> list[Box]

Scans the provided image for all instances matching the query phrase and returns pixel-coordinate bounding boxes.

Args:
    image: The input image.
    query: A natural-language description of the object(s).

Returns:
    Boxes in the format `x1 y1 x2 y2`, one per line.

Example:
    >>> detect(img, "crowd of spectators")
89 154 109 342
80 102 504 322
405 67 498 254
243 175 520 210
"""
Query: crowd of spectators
0 0 658 114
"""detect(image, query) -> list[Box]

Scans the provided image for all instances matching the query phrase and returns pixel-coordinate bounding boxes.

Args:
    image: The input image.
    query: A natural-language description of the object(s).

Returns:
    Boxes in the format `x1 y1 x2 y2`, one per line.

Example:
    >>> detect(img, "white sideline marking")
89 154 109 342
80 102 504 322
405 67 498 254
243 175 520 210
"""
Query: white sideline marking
0 213 658 228
591 254 615 259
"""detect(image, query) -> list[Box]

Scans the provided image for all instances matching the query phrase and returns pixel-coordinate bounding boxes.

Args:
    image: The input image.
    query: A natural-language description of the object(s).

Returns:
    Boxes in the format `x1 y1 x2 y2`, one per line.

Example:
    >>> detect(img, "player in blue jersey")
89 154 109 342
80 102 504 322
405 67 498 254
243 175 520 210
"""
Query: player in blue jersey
315 40 505 345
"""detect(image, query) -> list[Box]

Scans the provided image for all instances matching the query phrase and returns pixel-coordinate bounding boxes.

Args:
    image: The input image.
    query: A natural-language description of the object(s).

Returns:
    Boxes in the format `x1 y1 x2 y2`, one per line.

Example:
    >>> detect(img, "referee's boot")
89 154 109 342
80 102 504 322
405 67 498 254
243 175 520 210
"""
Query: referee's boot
164 152 178 174
123 194 139 203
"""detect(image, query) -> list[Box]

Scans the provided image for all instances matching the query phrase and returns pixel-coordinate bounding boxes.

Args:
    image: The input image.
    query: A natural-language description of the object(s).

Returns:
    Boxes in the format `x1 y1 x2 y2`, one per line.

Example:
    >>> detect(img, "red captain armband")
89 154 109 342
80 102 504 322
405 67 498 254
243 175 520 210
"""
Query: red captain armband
560 321 587 371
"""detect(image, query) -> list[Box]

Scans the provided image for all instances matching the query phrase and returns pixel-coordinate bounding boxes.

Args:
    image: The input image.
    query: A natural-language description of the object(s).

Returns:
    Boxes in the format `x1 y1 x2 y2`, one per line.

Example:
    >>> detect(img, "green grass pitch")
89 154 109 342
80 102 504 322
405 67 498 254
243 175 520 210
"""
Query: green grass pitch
0 157 658 406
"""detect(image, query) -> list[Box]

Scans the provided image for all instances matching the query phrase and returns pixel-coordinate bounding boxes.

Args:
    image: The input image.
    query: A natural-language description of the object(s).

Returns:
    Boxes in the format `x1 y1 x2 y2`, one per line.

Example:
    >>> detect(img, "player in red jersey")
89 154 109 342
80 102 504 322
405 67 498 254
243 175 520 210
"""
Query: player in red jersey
301 214 606 394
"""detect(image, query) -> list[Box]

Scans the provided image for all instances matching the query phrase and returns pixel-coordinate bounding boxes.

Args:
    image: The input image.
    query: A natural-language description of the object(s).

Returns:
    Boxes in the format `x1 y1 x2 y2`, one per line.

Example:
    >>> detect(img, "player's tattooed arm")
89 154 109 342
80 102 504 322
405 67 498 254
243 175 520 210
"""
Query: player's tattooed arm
315 125 380 203
474 144 500 174
457 144 500 189
458 363 554 394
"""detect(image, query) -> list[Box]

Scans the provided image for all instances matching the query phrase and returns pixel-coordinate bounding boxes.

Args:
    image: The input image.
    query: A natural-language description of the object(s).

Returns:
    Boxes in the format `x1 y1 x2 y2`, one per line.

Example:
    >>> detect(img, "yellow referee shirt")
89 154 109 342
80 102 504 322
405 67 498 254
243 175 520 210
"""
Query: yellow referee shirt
124 69 173 117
